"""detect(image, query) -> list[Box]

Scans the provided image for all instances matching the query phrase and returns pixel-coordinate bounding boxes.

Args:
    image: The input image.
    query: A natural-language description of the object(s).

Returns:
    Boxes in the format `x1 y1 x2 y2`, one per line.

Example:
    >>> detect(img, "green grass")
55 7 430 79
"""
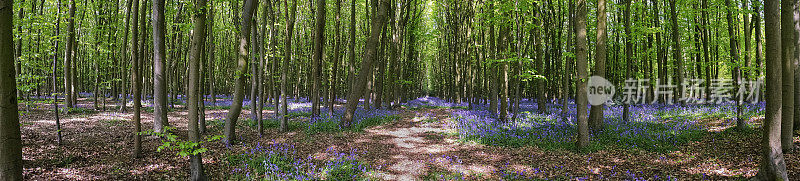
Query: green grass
101 119 127 127
63 107 98 114
277 111 312 119
242 118 305 131
206 105 275 110
305 115 400 134
21 99 55 105
458 116 706 153
406 105 469 111
592 120 706 153
422 167 466 181
226 145 374 180
143 107 175 113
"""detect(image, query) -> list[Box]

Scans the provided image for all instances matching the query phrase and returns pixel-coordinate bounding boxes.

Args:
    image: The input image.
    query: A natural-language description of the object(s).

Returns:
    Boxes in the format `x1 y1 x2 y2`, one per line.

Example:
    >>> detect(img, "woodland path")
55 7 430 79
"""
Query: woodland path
18 99 795 180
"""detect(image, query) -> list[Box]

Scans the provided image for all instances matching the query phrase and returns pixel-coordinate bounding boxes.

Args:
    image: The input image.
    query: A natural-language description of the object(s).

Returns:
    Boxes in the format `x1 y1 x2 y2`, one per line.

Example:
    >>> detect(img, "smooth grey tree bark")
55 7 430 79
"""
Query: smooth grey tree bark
755 0 789 179
311 0 326 117
187 0 209 180
575 0 589 150
130 0 142 159
0 0 23 179
781 0 797 152
64 0 76 108
225 0 258 144
342 0 389 128
588 0 608 133
328 0 342 115
670 0 683 105
281 0 298 132
152 0 168 133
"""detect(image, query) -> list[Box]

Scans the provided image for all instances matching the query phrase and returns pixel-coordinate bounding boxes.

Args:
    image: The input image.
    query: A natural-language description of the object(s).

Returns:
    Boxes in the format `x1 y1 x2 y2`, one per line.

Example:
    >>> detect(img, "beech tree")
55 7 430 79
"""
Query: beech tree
575 0 589 150
130 0 142 158
342 0 389 128
152 0 168 133
588 0 608 132
225 0 258 144
187 0 209 179
311 0 325 117
0 0 22 179
756 0 789 179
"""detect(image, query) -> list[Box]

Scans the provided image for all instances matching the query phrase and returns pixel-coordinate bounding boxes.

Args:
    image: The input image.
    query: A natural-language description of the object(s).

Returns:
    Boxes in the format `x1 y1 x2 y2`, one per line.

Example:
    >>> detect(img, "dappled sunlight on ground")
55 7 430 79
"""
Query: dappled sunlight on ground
16 96 800 180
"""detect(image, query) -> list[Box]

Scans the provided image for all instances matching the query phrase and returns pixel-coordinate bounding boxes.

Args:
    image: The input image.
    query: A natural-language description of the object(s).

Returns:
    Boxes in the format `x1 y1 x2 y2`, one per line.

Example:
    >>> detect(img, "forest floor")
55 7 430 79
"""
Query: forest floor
18 97 800 180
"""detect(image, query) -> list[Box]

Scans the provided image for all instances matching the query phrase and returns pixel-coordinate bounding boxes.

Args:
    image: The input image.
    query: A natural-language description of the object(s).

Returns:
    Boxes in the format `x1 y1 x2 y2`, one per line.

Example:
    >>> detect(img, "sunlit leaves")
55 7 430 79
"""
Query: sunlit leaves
138 126 223 157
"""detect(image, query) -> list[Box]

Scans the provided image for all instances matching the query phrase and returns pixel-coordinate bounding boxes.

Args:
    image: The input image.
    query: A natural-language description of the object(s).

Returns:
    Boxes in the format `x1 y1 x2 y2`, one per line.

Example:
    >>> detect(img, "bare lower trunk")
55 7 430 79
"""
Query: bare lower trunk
0 0 23 179
152 0 168 133
575 0 589 150
588 0 608 133
130 0 142 159
781 0 797 151
342 0 389 128
225 0 258 144
756 0 789 179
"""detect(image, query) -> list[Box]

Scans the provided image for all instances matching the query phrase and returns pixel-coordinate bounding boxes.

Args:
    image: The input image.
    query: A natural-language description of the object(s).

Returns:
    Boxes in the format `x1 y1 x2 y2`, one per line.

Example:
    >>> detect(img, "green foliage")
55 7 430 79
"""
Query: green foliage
101 119 126 127
422 167 467 181
143 106 175 113
16 74 46 93
306 115 400 134
242 118 304 131
64 107 98 115
138 126 222 157
226 139 375 180
458 115 706 153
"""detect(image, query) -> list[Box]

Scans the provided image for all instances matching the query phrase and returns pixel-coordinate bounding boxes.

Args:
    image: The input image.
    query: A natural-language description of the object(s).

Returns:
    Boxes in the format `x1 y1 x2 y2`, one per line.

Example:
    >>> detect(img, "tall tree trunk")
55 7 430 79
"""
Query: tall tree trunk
152 0 168 133
781 0 797 151
562 0 573 122
588 0 608 133
488 3 498 116
670 0 683 105
755 0 763 80
249 18 258 133
725 0 743 130
757 0 789 179
119 0 132 112
13 0 21 99
64 0 76 108
0 0 22 179
347 0 357 94
342 0 389 128
130 0 142 158
622 0 633 122
201 1 214 134
702 0 711 102
187 0 209 179
225 0 258 144
329 0 342 115
208 5 216 108
258 0 268 136
375 24 387 109
51 0 63 145
281 0 298 132
575 0 589 150
311 0 326 117
498 22 510 124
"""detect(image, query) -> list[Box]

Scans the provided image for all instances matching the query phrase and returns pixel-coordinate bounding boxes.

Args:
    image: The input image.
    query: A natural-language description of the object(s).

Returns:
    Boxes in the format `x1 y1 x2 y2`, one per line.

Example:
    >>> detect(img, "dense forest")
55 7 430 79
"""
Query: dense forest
0 0 799 180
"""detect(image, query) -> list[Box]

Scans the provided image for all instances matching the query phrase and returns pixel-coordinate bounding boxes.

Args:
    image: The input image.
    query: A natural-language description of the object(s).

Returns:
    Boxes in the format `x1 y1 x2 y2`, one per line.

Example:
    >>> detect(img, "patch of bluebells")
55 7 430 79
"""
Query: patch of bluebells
402 96 469 109
449 97 765 152
306 108 400 133
228 141 374 180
